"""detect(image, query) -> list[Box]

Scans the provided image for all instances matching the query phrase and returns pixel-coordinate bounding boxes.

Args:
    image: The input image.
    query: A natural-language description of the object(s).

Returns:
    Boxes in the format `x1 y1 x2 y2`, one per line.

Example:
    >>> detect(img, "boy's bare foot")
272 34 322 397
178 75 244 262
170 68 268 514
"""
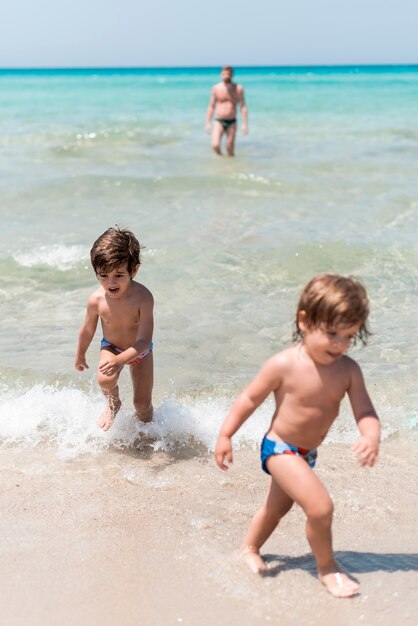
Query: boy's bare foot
135 412 153 424
239 546 268 574
97 399 122 431
319 570 360 598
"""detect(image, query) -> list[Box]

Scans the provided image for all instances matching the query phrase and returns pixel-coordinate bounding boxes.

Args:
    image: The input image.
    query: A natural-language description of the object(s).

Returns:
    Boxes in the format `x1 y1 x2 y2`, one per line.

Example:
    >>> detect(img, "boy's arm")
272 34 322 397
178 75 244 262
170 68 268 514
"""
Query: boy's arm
215 356 282 470
205 88 216 133
238 86 248 135
98 291 154 373
128 291 154 362
75 296 99 371
347 360 380 467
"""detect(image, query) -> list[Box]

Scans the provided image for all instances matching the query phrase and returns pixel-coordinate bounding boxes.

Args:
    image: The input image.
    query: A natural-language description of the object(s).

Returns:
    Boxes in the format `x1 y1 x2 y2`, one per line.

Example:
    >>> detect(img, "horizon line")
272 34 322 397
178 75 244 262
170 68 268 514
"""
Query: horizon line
1 62 418 71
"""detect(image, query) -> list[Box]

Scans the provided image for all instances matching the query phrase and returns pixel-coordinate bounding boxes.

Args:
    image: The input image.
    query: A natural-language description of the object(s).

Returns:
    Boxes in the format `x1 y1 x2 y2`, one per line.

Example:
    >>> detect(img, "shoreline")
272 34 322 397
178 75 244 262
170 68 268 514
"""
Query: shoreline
1 439 417 626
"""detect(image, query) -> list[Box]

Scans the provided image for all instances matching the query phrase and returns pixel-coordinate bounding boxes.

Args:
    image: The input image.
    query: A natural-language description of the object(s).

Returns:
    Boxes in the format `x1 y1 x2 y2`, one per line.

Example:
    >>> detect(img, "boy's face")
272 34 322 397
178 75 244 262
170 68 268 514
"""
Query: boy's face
298 315 361 365
96 262 138 298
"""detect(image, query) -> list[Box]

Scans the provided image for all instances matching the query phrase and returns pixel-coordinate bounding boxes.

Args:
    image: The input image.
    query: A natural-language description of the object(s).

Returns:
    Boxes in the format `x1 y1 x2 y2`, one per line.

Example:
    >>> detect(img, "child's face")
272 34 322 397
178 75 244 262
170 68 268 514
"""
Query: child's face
96 263 138 298
299 317 361 365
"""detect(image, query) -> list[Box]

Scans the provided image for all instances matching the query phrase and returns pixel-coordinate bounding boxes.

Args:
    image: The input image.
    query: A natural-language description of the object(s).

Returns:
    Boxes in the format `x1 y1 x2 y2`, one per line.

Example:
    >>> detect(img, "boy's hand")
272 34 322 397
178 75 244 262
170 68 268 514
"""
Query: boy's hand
75 357 89 371
99 353 123 376
352 435 379 467
215 434 233 471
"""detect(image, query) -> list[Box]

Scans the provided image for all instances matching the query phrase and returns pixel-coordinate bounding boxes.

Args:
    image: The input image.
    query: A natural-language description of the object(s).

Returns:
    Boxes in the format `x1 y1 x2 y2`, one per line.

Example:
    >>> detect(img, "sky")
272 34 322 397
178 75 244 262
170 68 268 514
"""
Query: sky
1 0 417 68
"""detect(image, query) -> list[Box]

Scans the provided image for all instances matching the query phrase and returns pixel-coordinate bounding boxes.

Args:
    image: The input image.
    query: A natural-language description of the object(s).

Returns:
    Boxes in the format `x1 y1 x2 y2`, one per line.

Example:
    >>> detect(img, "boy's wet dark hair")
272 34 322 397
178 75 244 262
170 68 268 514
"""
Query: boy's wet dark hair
293 274 371 345
90 227 141 275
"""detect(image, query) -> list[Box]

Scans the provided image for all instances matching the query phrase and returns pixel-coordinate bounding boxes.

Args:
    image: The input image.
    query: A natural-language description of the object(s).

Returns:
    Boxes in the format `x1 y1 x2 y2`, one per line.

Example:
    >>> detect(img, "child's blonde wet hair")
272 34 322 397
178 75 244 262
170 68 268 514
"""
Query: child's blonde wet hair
293 274 370 345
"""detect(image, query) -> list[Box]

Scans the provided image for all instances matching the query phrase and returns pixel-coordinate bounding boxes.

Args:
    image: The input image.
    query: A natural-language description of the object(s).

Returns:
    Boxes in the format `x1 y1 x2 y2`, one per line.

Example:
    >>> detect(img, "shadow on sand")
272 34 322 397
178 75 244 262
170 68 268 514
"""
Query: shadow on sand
262 551 418 578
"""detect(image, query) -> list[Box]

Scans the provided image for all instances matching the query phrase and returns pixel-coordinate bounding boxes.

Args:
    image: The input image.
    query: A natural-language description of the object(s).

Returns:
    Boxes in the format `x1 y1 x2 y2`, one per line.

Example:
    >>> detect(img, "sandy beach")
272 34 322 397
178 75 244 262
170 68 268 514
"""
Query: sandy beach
1 439 416 626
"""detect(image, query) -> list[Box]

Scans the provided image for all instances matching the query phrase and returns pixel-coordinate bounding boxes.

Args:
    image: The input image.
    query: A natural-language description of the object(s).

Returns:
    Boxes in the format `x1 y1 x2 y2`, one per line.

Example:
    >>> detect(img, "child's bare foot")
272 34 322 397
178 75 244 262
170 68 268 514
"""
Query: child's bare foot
239 546 268 574
319 569 360 598
97 399 122 431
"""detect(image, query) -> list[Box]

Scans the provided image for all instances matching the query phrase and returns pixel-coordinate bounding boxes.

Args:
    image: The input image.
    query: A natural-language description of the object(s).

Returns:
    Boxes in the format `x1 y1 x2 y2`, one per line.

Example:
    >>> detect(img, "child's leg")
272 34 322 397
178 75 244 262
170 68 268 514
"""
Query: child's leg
97 355 122 431
130 351 153 423
241 477 294 573
267 454 359 597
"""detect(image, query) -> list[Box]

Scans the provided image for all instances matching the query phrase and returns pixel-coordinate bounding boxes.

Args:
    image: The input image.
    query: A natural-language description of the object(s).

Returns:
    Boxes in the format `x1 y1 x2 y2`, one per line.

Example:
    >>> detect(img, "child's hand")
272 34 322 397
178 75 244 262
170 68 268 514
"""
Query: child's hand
352 435 379 467
215 434 233 471
99 353 122 376
75 357 89 371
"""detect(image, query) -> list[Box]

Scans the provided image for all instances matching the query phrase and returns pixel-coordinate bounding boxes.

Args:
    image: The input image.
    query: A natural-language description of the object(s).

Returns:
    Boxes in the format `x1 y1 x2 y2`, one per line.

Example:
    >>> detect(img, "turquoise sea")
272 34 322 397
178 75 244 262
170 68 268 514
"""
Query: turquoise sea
0 65 418 456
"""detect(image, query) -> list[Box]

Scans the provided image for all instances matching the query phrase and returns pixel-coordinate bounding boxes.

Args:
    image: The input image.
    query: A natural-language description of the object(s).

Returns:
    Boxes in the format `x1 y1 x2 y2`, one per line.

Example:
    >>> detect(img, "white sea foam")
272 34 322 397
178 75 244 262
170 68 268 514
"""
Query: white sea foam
232 173 271 185
0 384 268 459
12 244 88 271
0 383 406 459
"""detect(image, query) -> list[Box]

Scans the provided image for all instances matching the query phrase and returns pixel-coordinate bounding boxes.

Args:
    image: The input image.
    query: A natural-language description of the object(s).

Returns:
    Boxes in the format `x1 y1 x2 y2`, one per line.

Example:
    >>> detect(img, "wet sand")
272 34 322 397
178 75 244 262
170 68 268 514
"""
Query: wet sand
1 440 417 626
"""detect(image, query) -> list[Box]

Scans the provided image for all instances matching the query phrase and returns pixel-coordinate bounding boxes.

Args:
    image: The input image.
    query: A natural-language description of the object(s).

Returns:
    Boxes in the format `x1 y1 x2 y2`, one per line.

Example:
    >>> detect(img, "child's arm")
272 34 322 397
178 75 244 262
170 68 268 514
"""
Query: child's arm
75 296 99 371
98 291 154 375
347 360 380 467
132 291 154 358
215 357 282 471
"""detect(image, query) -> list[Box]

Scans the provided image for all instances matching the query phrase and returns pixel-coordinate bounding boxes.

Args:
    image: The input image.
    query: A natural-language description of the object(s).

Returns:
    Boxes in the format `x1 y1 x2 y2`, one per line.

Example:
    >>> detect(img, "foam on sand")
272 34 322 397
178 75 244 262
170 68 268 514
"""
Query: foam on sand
0 382 411 460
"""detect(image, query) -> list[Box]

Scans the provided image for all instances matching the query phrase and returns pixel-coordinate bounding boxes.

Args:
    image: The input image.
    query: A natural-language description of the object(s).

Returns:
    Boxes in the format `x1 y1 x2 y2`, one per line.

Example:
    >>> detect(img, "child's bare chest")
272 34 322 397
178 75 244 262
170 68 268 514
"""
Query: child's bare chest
285 363 349 405
98 299 140 329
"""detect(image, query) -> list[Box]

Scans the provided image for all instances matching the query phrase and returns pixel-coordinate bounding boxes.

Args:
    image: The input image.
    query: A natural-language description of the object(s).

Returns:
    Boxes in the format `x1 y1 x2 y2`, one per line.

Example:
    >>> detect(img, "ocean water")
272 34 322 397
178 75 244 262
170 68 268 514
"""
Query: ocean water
1 65 418 458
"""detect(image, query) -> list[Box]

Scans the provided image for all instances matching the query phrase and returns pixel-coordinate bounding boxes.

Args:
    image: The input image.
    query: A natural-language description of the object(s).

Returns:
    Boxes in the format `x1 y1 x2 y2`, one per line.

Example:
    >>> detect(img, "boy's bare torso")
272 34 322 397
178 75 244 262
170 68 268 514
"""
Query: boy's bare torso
212 81 244 119
91 281 151 349
266 345 354 449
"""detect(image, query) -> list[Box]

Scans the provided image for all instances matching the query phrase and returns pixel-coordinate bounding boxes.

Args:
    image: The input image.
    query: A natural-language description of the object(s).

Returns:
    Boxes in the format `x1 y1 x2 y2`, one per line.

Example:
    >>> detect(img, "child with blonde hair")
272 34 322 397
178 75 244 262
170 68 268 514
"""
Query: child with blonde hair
215 274 380 597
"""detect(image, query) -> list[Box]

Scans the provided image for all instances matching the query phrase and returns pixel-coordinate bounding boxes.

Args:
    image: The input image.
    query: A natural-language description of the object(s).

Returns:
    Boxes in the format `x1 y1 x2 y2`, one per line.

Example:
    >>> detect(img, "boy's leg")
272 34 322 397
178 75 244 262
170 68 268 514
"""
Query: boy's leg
267 454 359 597
97 351 123 431
130 351 153 423
241 476 294 573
